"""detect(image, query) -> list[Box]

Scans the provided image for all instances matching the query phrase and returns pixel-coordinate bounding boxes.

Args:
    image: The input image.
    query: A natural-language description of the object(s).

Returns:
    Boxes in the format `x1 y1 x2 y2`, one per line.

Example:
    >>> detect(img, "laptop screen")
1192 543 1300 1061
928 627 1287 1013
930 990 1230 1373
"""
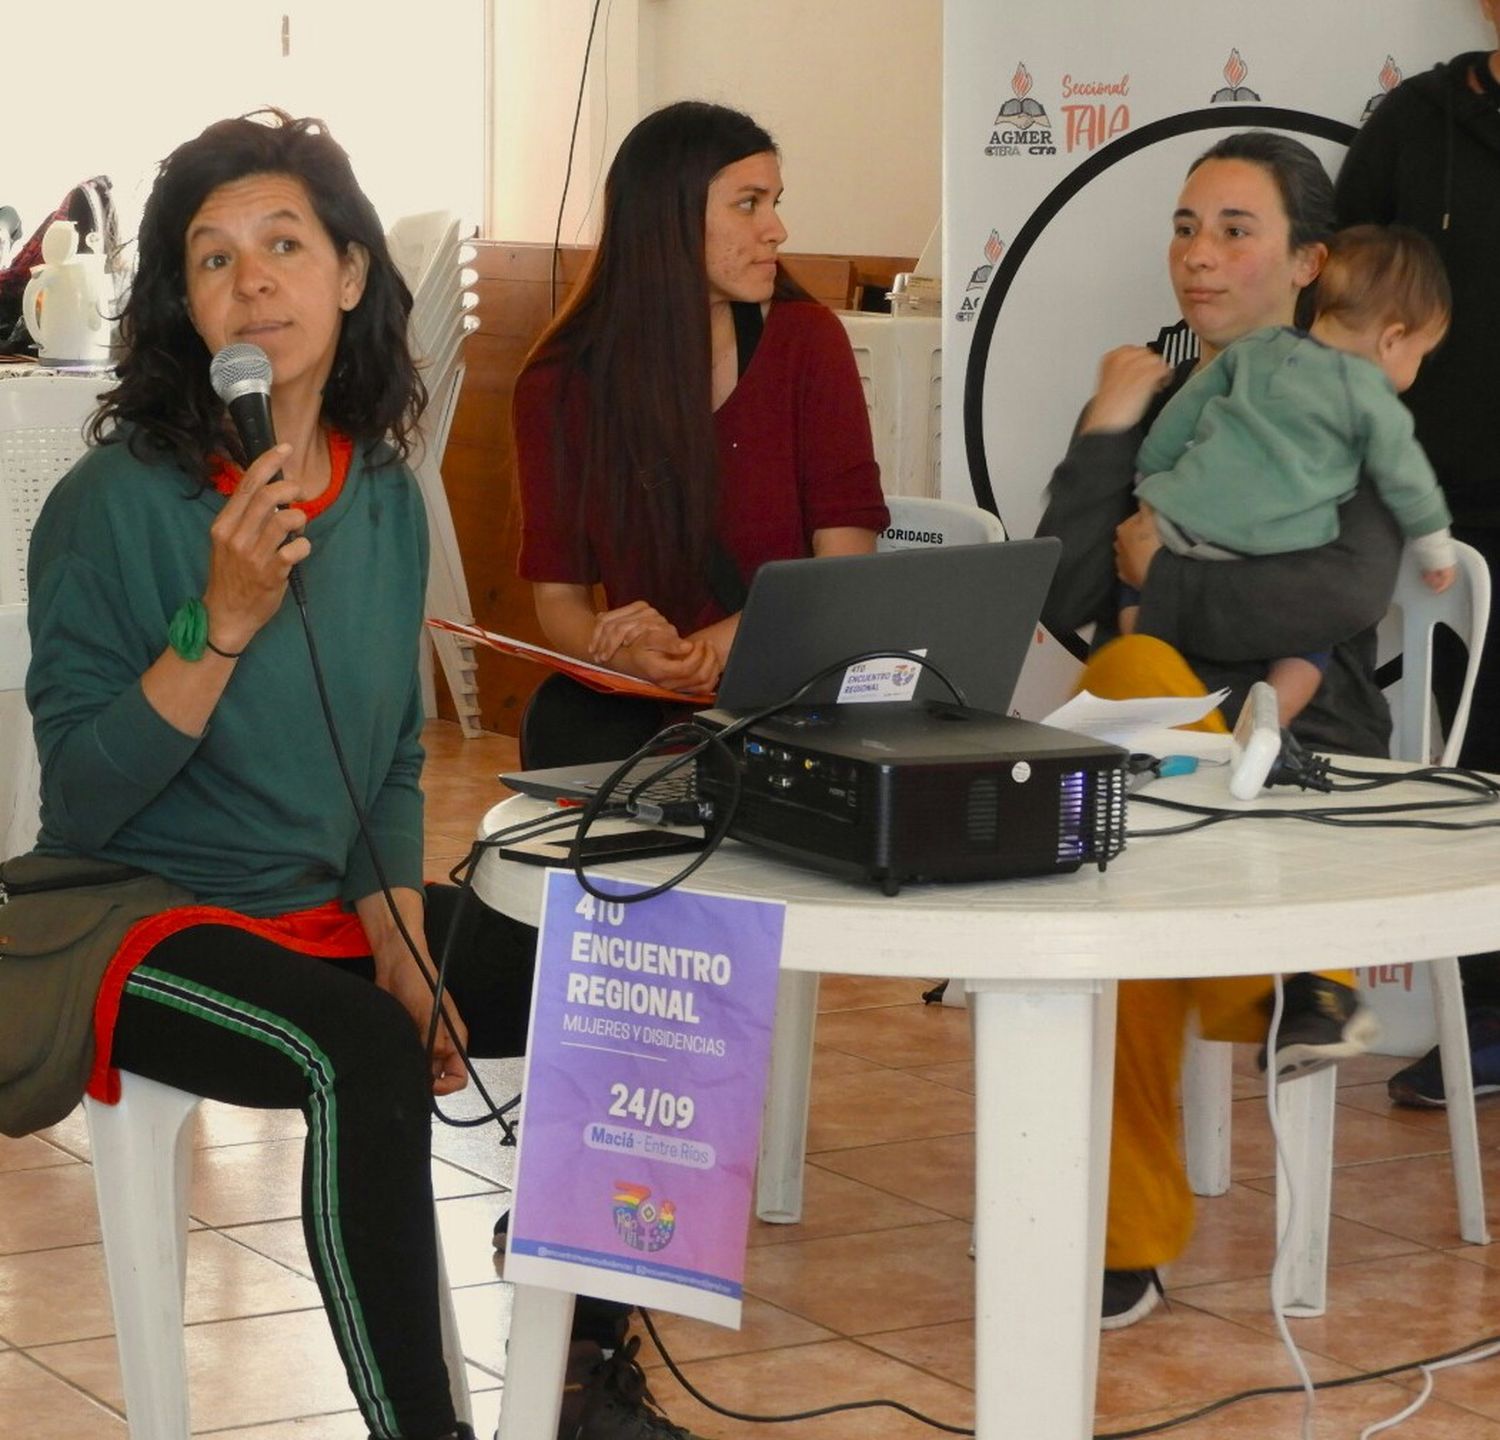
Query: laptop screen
715 537 1061 715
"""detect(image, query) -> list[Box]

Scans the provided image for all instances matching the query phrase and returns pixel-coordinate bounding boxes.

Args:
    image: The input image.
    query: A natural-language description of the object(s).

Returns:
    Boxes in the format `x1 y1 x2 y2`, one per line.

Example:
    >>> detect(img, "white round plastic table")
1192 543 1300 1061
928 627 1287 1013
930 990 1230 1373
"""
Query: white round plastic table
472 763 1500 1440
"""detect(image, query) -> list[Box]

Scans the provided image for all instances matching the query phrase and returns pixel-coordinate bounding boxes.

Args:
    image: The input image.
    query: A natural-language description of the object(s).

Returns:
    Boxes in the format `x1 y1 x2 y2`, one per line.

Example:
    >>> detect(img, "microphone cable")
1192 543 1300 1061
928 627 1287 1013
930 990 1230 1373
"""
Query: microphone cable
290 579 525 1138
209 339 530 1135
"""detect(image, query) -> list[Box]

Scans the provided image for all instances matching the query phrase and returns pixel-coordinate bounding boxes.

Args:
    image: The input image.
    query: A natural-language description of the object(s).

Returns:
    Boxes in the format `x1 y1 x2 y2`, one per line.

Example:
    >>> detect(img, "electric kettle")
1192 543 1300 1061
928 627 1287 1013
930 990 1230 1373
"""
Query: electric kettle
22 220 114 366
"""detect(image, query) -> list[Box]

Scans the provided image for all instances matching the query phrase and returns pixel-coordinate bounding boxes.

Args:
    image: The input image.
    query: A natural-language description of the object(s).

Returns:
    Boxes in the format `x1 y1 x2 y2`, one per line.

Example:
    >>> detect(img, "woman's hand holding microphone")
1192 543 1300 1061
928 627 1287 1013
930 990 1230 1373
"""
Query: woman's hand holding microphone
202 442 310 655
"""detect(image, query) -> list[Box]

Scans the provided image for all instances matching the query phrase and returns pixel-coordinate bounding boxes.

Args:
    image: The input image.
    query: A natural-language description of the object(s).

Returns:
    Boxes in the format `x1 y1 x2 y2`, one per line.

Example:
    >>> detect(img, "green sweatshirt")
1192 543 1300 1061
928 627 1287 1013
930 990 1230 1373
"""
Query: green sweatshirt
1136 326 1452 555
26 431 429 916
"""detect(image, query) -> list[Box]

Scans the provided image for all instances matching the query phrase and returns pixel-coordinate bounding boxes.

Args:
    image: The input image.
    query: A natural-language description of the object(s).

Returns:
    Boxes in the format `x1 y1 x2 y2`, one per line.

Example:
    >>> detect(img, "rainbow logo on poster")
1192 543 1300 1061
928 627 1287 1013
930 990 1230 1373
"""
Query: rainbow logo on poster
613 1182 678 1254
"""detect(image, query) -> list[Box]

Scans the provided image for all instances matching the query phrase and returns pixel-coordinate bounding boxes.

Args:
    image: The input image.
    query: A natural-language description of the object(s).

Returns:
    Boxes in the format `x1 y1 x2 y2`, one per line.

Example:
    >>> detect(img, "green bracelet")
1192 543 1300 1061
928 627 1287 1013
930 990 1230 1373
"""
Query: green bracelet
168 599 244 662
168 598 209 662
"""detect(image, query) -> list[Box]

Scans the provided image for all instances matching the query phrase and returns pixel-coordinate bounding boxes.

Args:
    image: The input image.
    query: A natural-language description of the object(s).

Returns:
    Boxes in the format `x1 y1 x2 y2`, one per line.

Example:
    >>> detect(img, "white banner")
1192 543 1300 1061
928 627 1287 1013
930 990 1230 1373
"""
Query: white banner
942 1 1491 717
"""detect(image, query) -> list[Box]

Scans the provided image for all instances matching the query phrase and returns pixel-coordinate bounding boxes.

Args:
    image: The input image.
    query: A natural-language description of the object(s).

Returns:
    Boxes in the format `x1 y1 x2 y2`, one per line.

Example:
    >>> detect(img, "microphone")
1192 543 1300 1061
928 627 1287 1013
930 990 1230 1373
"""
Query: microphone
208 342 305 600
209 342 279 467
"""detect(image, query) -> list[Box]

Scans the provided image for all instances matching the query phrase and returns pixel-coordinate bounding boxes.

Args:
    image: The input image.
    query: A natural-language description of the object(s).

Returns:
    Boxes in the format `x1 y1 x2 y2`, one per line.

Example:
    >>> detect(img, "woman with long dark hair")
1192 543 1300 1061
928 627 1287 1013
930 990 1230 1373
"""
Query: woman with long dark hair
514 100 889 764
24 110 519 1440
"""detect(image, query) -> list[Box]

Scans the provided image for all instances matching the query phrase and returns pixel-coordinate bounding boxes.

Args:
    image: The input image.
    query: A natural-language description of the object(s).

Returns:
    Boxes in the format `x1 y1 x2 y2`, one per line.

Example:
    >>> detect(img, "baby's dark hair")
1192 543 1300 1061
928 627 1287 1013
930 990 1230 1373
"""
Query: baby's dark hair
1311 224 1451 335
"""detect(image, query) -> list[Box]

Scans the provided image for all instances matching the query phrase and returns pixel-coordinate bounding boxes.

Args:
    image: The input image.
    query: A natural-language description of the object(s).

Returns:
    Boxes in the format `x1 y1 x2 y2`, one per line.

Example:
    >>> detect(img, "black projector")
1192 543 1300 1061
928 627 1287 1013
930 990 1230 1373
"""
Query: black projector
695 702 1128 895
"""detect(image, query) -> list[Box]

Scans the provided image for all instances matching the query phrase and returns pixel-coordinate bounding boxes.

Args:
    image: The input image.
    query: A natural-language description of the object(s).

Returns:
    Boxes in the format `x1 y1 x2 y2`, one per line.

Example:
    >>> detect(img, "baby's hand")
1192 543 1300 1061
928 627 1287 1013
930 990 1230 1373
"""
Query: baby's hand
1423 565 1457 594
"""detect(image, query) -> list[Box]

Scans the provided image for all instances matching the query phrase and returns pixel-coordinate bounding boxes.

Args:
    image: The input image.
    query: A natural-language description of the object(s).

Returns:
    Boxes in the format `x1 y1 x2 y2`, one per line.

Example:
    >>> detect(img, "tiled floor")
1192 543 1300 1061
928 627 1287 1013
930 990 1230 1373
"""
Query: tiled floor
3 719 1500 1437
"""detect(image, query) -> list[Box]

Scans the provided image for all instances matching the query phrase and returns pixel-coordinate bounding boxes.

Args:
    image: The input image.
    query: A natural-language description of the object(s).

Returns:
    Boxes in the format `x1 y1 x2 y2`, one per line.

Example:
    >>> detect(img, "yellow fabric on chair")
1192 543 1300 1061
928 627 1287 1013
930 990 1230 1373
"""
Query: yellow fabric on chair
1074 634 1353 1271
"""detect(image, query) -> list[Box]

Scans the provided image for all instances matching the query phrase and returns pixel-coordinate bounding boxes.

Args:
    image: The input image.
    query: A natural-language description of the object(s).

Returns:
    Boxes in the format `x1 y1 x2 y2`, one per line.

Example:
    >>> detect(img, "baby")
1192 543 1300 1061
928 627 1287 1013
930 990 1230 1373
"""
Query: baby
1124 224 1455 725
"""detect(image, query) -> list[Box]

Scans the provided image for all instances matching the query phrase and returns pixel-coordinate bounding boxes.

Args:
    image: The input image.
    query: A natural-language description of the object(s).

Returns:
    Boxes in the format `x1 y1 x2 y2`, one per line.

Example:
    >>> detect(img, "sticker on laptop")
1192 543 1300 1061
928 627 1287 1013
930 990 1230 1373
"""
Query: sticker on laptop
837 649 927 704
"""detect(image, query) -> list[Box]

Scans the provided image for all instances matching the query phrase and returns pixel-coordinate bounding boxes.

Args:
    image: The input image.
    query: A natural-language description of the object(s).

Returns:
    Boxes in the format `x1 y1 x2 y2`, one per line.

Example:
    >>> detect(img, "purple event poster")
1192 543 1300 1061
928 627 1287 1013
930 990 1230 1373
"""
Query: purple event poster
505 871 786 1327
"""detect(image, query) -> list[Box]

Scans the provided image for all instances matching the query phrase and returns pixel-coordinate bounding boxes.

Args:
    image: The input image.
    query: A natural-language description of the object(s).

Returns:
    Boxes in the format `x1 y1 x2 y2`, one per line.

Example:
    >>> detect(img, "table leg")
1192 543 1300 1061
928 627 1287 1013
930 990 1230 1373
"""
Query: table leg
1433 955 1492 1246
757 970 820 1223
496 1282 574 1440
969 978 1116 1440
1181 1033 1233 1197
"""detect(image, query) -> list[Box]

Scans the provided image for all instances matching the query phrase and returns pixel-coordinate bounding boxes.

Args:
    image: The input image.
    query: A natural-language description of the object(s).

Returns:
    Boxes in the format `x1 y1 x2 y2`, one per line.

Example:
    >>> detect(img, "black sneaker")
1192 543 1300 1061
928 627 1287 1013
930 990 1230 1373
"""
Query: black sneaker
1387 1006 1500 1108
1257 973 1380 1078
1101 1268 1164 1330
559 1333 708 1440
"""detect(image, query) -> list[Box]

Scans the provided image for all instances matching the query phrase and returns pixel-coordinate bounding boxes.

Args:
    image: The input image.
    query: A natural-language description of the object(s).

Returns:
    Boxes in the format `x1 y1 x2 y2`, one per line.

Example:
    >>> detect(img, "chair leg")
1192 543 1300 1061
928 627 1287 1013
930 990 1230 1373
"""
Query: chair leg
88 1074 480 1438
85 1075 202 1440
1271 1064 1337 1317
434 1210 473 1426
1182 1034 1233 1198
1432 955 1491 1245
941 977 968 1008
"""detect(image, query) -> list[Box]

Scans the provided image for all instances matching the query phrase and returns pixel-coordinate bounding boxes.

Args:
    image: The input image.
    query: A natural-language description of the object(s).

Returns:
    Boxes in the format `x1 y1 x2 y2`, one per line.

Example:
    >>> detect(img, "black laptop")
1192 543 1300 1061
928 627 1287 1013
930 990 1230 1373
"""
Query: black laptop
499 538 1061 804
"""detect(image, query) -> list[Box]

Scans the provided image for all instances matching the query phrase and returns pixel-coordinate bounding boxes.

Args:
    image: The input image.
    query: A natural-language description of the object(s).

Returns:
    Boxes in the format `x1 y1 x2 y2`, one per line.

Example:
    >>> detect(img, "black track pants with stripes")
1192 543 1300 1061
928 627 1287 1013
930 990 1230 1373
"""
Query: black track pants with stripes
108 885 537 1440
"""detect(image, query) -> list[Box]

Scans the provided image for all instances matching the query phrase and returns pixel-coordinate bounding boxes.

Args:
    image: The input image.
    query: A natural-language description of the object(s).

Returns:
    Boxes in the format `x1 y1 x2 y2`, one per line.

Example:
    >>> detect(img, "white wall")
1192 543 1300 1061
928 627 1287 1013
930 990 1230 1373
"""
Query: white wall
491 0 943 259
490 0 634 245
6 1 932 266
639 0 942 257
2 3 483 258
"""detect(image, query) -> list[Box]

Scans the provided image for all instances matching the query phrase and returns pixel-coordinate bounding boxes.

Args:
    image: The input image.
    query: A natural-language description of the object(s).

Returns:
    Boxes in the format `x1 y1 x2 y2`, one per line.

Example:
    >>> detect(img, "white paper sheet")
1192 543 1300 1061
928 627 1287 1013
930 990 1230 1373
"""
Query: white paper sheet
1042 688 1232 752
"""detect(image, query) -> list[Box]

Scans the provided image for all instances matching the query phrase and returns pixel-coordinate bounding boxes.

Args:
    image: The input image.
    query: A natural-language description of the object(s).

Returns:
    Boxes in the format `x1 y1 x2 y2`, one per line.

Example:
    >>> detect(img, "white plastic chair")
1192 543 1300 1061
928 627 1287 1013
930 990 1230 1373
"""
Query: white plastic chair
0 372 101 605
0 602 39 858
1181 540 1493 1315
0 602 25 689
877 494 1006 551
0 374 97 857
757 498 1010 1223
3 641 463 1439
387 211 485 737
85 1072 472 1438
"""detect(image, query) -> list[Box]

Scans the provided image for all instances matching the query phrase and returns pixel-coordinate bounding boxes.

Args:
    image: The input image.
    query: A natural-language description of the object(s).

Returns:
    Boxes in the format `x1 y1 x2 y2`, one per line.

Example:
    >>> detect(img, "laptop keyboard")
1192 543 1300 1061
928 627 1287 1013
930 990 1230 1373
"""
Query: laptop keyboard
601 758 699 804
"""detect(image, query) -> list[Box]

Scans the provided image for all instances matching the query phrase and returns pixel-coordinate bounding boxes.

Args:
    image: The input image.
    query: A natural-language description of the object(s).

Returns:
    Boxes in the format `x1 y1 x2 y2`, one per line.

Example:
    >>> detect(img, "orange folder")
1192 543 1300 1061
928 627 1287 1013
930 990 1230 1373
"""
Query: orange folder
425 618 716 707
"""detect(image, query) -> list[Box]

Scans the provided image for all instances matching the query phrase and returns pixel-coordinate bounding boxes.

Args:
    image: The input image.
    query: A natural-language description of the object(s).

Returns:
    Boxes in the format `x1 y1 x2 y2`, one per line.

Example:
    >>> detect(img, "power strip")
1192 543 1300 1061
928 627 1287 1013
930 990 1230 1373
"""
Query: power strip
1228 681 1282 799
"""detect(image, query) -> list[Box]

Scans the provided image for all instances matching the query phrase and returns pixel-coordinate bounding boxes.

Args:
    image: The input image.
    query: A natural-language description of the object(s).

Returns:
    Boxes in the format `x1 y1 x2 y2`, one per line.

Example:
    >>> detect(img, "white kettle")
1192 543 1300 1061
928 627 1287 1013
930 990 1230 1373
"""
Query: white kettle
22 220 114 367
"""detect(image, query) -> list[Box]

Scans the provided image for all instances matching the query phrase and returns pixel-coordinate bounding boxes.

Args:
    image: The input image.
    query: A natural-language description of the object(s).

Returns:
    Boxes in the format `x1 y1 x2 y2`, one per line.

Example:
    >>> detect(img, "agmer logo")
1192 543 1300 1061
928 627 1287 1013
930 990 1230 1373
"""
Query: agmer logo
1210 49 1262 104
955 230 1005 324
985 63 1056 157
1362 55 1403 121
613 1182 677 1254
